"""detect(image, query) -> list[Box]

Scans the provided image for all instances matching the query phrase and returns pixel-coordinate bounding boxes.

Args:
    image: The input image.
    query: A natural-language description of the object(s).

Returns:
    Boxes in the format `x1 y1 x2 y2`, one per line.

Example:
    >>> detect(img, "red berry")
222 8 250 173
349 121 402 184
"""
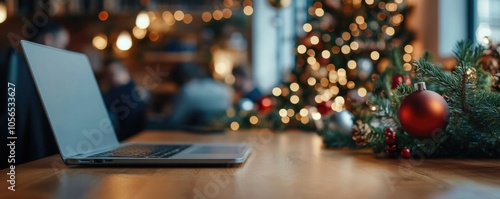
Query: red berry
386 145 397 156
401 147 411 159
384 128 395 136
386 135 396 145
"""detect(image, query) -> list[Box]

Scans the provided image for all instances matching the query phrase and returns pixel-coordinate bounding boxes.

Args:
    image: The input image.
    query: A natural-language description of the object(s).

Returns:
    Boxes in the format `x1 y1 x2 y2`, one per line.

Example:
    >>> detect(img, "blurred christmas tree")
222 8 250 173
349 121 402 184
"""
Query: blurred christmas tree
221 0 414 131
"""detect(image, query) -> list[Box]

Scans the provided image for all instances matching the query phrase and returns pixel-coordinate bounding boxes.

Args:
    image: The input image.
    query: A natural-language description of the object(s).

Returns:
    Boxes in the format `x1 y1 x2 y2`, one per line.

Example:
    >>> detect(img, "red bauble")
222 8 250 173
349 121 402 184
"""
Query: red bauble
316 101 333 116
391 75 412 89
257 96 273 112
398 82 449 139
401 147 411 159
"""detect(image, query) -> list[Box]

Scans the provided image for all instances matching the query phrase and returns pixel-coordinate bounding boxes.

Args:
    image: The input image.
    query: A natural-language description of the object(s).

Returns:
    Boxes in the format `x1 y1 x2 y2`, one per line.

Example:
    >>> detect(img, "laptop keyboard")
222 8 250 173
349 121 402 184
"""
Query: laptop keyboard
89 144 191 158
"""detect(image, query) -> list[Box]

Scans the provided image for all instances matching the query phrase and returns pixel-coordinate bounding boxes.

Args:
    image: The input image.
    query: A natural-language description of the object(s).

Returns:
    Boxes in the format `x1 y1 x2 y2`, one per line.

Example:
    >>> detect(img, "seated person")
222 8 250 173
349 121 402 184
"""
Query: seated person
101 59 146 141
232 65 263 103
150 63 231 129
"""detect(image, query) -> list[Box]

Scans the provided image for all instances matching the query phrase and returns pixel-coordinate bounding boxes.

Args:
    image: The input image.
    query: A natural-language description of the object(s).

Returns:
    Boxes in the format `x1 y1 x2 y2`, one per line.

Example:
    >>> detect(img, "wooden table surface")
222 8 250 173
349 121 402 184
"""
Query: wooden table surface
2 130 500 199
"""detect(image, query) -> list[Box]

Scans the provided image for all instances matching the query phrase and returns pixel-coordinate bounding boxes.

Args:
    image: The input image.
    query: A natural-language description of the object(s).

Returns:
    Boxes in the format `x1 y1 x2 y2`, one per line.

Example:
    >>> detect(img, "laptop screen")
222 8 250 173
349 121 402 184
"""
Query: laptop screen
21 40 119 159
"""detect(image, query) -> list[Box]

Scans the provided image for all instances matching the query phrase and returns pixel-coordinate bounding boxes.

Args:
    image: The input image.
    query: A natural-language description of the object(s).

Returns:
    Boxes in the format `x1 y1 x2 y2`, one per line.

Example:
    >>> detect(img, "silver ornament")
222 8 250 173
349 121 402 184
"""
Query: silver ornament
327 110 354 135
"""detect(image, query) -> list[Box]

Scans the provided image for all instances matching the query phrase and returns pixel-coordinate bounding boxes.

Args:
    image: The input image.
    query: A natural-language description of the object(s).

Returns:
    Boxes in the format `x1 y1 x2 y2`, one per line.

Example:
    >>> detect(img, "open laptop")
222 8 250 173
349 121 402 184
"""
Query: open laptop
21 40 251 166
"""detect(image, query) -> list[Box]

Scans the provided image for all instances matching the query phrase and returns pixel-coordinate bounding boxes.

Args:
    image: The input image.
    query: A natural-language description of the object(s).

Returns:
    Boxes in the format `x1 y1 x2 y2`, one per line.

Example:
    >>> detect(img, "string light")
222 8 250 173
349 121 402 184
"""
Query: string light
310 36 319 45
183 14 193 24
297 45 307 54
98 11 109 21
307 57 317 65
116 31 132 51
350 41 359 50
287 109 295 117
243 6 253 16
307 77 317 86
312 112 321 120
365 0 375 5
281 117 290 124
290 82 300 92
303 23 312 32
322 50 331 59
249 116 259 125
213 10 223 20
149 32 160 42
230 122 240 131
132 26 147 39
355 16 365 25
136 11 150 29
358 88 367 97
272 87 282 96
385 27 395 36
347 60 357 69
403 63 412 71
290 95 300 104
315 8 325 17
222 8 232 19
341 45 351 54
385 3 398 12
92 34 107 50
347 81 355 89
403 54 412 62
163 11 175 26
174 10 184 21
200 12 211 22
404 45 414 53
301 116 309 124
300 108 309 117
370 51 380 60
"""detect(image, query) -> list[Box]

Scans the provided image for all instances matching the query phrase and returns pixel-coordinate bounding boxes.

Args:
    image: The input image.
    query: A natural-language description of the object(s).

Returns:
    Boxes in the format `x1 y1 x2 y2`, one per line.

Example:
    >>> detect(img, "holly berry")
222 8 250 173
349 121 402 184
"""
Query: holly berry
386 135 396 145
386 145 397 156
401 147 411 159
384 128 395 137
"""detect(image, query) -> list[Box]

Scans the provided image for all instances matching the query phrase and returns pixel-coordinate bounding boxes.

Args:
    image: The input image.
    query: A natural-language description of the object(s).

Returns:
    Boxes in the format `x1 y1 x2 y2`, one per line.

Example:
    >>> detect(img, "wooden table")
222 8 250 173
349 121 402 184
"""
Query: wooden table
2 130 500 199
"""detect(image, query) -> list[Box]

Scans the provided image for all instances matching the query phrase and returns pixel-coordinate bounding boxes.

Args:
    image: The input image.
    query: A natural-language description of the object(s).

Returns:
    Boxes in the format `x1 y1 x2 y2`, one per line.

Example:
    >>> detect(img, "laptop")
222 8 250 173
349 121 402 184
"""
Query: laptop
20 40 251 166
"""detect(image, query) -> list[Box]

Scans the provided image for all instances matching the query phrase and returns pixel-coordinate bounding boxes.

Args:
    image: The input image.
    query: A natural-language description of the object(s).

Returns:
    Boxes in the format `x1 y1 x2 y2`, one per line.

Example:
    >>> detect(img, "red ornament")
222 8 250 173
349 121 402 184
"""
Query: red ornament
391 75 412 89
398 82 450 139
401 147 411 159
386 134 396 145
257 96 273 112
316 101 333 116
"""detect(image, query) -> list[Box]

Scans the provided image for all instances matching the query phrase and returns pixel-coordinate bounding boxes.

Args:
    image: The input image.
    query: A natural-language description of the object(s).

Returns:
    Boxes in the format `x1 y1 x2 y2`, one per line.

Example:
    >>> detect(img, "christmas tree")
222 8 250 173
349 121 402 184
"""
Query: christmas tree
319 40 500 158
223 0 414 131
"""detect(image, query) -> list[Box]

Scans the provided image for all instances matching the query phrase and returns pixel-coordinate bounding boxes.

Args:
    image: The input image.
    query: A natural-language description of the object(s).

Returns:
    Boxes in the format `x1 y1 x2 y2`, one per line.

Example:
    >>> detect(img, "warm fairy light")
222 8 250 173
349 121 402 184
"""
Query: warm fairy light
395 0 403 3
301 116 310 124
98 11 109 21
92 34 107 50
311 62 320 70
222 8 232 19
391 14 404 25
279 109 287 117
297 45 307 54
404 45 414 53
290 82 300 92
403 63 412 71
358 87 367 97
149 32 160 42
370 51 380 60
116 31 132 51
174 10 185 21
330 86 339 95
359 23 368 30
322 50 331 59
315 8 324 17
290 95 300 104
342 32 351 41
307 77 317 86
337 68 347 77
0 3 6 24
133 26 147 39
224 75 235 84
341 45 351 54
163 11 175 25
272 87 282 96
314 95 322 103
378 1 386 9
355 16 365 25
320 78 329 87
148 11 157 21
385 27 395 36
335 38 344 46
303 23 312 32
339 78 347 85
332 46 340 54
287 109 295 117
230 122 240 131
403 54 412 62
322 34 331 42
249 116 259 125
202 12 212 22
350 41 359 50
312 112 322 120
213 10 223 20
310 36 319 45
183 14 193 24
227 108 236 117
347 60 357 69
327 63 336 70
281 117 290 124
136 11 150 29
385 3 398 12
224 0 234 7
347 81 355 89
300 108 309 117
243 6 253 16
365 0 375 5
335 96 345 105
307 49 315 56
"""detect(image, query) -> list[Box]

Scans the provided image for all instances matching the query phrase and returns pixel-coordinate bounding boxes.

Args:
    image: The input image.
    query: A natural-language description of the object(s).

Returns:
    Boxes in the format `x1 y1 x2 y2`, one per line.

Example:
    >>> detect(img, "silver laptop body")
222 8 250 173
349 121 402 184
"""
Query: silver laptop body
21 40 251 165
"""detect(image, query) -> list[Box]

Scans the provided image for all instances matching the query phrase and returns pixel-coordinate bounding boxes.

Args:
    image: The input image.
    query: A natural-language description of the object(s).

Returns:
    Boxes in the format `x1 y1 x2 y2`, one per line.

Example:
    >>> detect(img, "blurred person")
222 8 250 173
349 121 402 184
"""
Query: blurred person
0 20 69 168
101 59 146 141
232 65 263 103
150 63 231 129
